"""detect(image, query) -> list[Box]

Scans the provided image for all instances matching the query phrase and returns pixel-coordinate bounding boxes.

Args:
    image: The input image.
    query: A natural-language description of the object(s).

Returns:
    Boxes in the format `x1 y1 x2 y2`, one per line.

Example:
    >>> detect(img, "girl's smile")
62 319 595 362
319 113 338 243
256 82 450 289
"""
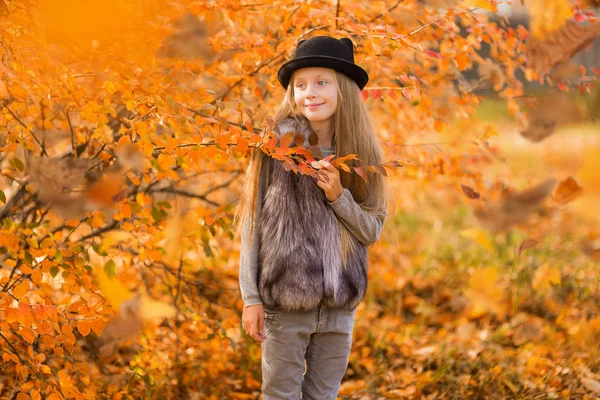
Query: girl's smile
292 67 338 126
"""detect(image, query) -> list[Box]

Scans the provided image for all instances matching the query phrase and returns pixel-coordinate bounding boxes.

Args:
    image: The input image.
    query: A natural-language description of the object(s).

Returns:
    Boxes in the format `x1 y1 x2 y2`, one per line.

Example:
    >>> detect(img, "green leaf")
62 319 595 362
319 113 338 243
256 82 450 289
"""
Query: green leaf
92 243 107 256
55 250 63 262
218 218 234 240
0 190 5 204
151 206 163 223
157 201 172 209
12 158 25 172
50 265 59 277
104 260 116 278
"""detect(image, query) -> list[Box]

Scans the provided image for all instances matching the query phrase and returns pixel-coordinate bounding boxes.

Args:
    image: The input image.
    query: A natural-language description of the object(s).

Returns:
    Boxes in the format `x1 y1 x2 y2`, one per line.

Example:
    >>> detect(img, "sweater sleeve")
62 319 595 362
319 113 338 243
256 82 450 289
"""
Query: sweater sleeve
328 188 386 246
238 160 269 308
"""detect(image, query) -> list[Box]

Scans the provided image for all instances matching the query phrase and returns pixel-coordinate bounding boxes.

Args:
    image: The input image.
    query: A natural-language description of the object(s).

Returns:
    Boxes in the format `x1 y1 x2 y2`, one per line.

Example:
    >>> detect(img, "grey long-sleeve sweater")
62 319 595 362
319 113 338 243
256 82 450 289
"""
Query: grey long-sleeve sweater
239 147 386 307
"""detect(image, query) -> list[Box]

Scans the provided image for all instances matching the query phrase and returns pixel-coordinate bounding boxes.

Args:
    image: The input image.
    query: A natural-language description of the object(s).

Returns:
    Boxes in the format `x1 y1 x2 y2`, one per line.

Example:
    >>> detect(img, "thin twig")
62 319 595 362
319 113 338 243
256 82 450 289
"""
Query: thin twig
186 108 262 133
150 188 219 206
198 171 241 198
335 0 340 28
92 143 107 159
65 107 76 156
369 0 404 23
4 106 49 157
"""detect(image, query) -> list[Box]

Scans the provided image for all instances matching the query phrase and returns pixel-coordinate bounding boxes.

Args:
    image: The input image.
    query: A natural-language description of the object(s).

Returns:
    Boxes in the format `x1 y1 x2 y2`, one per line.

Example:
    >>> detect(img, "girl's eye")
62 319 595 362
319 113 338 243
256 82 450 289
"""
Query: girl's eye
296 83 306 89
318 80 327 85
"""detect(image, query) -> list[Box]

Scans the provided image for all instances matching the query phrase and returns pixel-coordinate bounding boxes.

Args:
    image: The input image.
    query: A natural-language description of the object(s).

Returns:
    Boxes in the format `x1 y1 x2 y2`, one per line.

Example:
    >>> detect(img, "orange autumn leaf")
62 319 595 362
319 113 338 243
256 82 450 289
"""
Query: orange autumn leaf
13 282 30 299
77 320 92 337
166 137 179 153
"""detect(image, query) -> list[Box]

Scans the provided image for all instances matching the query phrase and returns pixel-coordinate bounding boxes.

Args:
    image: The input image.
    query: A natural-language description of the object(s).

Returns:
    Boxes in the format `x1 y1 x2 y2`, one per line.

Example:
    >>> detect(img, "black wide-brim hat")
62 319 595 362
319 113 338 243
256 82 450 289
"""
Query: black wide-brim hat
277 36 369 90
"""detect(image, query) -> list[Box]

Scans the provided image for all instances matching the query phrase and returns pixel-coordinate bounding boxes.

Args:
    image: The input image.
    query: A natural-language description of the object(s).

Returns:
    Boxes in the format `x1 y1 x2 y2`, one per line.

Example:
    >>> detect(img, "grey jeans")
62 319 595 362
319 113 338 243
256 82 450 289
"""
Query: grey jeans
261 302 356 400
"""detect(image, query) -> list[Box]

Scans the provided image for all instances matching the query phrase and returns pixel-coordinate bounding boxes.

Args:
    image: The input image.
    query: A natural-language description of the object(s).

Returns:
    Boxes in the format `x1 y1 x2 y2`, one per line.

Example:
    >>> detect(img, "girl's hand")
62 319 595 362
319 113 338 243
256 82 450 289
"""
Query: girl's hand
242 304 267 342
315 160 344 202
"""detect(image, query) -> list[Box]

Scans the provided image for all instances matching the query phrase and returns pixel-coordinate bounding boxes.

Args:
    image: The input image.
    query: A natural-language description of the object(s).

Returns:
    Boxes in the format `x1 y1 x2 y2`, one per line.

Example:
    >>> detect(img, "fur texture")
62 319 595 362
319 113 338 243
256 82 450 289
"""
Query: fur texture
257 117 368 312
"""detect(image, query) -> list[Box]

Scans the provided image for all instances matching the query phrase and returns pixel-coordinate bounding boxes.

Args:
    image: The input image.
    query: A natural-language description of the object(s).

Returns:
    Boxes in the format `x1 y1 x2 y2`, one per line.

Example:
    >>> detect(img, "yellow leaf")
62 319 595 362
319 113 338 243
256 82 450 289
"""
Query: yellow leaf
93 266 134 310
461 0 497 12
99 231 131 254
464 267 505 318
527 0 573 38
460 228 493 251
532 264 561 291
105 80 119 94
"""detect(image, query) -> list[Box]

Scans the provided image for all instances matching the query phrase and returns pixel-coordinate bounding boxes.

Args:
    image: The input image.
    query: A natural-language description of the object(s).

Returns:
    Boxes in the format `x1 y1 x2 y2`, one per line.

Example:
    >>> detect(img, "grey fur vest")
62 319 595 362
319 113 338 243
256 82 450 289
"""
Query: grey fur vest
257 117 368 312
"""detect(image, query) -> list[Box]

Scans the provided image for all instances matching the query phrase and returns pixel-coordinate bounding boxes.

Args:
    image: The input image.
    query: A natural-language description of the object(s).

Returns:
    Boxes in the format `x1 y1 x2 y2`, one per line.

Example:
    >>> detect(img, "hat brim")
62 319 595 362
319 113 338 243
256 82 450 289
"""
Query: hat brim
277 56 369 90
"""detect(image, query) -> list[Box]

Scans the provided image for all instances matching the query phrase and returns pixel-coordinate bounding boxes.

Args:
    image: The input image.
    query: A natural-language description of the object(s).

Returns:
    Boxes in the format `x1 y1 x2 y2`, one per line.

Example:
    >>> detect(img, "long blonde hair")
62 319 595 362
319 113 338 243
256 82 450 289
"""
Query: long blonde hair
235 70 387 264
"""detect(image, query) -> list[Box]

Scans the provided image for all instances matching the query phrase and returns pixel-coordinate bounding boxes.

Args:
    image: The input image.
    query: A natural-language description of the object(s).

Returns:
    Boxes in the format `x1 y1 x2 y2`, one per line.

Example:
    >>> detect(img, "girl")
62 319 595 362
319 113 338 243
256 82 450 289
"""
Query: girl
236 36 387 399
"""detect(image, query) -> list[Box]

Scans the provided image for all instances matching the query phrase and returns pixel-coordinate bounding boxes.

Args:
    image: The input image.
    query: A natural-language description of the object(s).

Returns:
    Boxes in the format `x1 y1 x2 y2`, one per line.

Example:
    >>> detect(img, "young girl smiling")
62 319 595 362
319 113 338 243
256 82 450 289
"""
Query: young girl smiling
237 36 387 399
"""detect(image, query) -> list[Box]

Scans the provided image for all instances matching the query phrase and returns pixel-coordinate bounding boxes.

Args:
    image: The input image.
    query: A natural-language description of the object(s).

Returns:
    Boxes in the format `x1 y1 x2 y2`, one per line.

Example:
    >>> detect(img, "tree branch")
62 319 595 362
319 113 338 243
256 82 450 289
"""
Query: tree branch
149 187 219 206
4 105 49 157
369 0 404 23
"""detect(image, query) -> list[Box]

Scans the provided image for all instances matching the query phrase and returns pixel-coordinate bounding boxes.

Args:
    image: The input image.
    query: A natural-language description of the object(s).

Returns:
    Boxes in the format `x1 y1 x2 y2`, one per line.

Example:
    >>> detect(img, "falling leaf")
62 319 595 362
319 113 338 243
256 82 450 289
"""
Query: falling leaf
475 178 557 232
532 263 561 291
461 184 480 199
460 228 493 251
464 267 506 318
518 238 538 256
553 176 583 205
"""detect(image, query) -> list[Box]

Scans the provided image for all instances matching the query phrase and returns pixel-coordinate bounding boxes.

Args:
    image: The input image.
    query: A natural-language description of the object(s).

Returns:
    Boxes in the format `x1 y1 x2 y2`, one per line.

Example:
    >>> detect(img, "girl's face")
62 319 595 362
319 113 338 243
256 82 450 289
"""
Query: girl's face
292 67 338 125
